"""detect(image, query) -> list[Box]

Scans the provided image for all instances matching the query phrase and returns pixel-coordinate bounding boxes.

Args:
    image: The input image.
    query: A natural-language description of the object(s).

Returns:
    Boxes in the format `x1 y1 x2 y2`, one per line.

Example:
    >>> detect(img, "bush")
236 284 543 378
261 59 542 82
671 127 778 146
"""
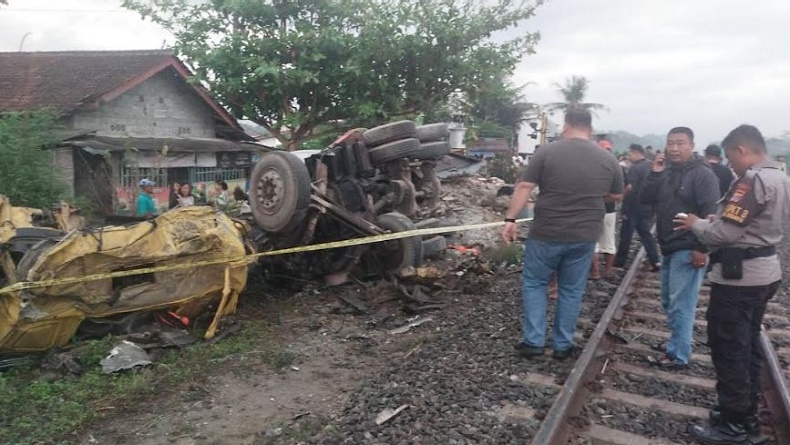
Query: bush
486 153 517 183
0 111 67 208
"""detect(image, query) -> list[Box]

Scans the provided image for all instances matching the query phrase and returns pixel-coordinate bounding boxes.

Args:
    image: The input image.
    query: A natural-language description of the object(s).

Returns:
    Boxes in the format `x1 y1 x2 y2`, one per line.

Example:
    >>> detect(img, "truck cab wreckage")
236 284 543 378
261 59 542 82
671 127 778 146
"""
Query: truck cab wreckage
0 121 452 353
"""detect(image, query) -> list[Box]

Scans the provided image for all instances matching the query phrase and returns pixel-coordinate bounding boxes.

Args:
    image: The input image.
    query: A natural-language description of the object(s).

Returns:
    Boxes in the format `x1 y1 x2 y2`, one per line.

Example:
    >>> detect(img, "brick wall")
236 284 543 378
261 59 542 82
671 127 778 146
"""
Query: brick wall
71 68 215 139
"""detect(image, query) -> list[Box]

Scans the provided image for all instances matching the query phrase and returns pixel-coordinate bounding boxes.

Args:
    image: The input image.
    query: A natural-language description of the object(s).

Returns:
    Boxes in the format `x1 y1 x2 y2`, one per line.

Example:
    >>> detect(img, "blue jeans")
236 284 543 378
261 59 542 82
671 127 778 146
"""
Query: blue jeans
660 249 706 364
521 239 596 351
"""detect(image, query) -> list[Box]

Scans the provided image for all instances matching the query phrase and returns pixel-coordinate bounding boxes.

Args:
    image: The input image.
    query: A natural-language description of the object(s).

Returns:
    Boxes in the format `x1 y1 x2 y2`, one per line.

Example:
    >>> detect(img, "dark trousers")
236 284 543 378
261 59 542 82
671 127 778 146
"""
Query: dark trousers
614 208 660 266
707 281 780 423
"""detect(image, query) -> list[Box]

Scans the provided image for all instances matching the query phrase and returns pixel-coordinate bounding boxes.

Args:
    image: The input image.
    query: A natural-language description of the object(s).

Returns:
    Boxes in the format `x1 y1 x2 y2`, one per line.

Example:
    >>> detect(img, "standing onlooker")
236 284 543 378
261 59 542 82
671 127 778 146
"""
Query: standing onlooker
136 178 158 219
640 127 719 369
645 145 656 161
705 144 736 198
674 125 790 443
214 180 230 210
502 108 623 360
176 183 195 207
775 155 787 174
169 183 181 208
590 139 621 280
614 144 661 270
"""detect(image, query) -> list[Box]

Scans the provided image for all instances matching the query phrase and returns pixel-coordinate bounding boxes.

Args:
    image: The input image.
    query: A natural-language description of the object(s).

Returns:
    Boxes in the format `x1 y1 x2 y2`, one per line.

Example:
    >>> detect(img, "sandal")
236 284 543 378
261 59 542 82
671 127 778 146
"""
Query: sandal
650 341 667 353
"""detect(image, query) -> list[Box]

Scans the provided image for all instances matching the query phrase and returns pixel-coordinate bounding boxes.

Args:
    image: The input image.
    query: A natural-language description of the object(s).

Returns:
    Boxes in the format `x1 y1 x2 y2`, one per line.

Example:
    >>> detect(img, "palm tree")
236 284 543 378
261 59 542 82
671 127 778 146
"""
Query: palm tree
545 75 607 114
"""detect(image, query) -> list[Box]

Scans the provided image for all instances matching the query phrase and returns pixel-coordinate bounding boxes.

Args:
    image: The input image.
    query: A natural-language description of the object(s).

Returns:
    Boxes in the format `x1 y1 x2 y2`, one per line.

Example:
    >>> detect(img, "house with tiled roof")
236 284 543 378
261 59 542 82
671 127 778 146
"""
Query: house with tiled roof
0 50 256 214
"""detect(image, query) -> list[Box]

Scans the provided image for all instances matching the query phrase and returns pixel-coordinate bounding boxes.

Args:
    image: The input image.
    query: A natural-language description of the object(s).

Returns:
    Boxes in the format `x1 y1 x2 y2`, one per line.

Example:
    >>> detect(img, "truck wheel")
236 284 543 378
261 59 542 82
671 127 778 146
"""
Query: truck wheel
363 121 416 147
413 141 451 160
415 123 449 142
375 212 423 274
368 138 421 165
249 151 311 233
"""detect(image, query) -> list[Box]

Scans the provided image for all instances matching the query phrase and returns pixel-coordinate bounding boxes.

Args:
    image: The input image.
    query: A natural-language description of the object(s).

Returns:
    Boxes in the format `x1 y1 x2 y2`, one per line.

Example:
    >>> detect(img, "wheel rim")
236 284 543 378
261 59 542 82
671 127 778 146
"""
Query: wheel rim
255 167 286 215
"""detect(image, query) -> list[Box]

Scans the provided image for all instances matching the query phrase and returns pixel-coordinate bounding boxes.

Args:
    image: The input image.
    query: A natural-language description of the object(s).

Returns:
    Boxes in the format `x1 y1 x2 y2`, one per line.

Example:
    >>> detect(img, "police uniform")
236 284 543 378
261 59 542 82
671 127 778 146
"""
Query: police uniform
690 160 790 429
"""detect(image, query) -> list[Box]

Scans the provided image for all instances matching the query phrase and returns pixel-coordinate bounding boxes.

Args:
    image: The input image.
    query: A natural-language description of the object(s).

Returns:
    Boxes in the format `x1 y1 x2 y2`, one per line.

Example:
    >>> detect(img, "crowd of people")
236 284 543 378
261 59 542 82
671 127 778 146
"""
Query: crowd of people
135 179 250 219
503 108 790 445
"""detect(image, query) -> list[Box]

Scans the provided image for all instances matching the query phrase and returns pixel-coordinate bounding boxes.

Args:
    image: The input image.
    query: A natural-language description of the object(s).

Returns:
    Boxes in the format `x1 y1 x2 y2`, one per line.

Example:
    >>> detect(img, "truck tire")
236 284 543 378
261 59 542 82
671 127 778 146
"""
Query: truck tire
415 123 449 142
363 121 416 147
249 151 311 233
368 138 421 165
375 212 423 273
413 141 451 160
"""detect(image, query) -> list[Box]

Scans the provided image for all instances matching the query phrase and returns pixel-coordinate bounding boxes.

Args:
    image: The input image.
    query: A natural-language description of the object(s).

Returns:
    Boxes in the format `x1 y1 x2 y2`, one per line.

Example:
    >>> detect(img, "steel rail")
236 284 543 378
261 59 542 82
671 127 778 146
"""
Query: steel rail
529 246 647 445
760 329 790 444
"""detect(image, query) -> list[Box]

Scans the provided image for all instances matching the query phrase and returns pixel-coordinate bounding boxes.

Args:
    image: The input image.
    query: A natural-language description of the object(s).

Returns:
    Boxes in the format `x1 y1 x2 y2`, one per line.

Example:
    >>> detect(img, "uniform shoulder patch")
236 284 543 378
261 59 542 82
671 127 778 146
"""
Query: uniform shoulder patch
721 179 758 226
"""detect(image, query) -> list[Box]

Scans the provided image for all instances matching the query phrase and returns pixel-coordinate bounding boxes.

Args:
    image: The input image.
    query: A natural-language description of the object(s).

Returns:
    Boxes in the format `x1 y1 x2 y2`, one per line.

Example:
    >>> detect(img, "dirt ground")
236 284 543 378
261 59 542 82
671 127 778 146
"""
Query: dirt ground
81 175 516 445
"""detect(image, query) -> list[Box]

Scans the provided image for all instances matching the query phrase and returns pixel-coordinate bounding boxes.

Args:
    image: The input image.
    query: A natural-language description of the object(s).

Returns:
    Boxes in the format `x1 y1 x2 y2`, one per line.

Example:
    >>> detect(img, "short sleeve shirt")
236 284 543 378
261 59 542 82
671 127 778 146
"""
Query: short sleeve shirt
136 192 157 216
520 138 624 242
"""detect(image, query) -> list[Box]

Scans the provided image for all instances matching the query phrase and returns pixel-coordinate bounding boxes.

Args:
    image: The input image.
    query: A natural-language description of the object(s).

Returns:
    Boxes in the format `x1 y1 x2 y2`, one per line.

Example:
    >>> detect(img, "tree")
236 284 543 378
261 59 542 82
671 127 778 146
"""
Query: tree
546 75 606 114
124 0 541 149
0 111 67 208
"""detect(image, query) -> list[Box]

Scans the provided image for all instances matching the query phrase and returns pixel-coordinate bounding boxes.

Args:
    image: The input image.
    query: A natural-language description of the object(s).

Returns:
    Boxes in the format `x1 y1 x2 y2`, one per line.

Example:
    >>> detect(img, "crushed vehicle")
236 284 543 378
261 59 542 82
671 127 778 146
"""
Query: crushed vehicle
0 120 452 353
0 198 249 353
243 120 451 282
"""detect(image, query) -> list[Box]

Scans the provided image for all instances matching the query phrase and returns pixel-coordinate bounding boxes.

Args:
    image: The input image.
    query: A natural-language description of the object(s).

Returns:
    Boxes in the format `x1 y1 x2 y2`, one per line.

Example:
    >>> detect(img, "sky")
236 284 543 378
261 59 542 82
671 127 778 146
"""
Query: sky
2 0 789 146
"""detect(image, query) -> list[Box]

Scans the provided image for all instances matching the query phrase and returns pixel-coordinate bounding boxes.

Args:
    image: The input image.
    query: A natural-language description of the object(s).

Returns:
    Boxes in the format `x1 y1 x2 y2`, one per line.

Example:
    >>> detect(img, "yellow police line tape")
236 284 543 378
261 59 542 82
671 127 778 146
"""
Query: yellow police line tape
0 217 533 295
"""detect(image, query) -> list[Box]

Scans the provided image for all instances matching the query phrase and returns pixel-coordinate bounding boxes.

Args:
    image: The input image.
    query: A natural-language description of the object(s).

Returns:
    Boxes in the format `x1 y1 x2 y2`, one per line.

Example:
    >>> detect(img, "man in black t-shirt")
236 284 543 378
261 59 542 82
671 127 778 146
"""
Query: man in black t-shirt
705 144 736 198
502 108 624 360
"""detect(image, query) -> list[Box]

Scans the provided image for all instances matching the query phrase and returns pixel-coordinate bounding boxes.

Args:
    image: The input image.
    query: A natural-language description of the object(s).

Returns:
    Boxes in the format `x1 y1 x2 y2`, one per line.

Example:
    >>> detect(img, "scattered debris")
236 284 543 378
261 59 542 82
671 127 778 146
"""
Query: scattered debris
335 293 371 314
375 404 410 425
292 412 311 421
100 341 152 374
389 317 434 335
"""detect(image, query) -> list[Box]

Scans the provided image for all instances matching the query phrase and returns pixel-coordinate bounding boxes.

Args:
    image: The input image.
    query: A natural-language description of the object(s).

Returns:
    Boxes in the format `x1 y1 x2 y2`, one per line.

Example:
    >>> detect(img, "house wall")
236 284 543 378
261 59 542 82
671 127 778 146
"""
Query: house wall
71 68 216 139
52 147 74 196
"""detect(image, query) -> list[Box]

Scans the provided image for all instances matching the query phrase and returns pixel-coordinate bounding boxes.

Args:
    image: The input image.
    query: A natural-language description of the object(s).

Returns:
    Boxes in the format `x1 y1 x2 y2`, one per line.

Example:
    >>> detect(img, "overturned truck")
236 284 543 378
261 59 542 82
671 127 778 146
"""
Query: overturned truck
0 121 450 353
244 120 450 281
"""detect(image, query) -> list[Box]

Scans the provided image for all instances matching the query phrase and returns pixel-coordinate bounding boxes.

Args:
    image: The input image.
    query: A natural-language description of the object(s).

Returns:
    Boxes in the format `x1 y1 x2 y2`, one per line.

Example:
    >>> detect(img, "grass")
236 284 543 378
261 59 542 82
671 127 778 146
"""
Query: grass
0 320 295 445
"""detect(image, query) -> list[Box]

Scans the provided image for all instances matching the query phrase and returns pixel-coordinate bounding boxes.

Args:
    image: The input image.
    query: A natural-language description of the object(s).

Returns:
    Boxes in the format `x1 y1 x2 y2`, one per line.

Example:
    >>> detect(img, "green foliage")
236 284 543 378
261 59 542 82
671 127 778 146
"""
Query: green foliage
0 111 68 208
0 322 291 445
486 153 517 183
477 121 514 139
546 75 606 114
124 0 542 149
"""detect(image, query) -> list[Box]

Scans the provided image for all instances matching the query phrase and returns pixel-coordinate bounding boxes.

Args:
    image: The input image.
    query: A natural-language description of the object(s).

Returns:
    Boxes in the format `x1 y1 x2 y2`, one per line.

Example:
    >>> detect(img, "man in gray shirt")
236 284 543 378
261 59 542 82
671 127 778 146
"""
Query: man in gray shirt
675 125 790 444
502 108 623 360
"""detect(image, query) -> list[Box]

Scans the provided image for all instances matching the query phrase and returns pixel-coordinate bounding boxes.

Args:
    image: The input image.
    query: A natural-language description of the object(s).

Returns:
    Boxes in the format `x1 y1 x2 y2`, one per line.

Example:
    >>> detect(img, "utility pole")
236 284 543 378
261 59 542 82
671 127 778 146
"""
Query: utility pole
538 112 548 146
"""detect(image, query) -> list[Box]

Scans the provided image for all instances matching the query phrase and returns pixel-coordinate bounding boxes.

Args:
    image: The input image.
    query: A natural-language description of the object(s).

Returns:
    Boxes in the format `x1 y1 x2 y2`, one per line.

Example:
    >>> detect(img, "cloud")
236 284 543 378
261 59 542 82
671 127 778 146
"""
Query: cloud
2 0 788 145
515 0 790 143
0 0 171 51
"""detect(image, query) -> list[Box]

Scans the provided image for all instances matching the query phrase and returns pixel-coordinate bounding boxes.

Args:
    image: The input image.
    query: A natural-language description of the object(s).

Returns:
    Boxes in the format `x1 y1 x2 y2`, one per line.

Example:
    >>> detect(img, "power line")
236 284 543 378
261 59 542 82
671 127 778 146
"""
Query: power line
2 8 131 13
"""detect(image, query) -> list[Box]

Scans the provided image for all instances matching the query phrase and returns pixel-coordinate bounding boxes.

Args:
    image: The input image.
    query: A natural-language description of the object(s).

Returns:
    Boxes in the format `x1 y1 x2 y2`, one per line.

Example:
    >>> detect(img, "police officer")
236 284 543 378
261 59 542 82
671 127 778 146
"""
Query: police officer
675 125 790 444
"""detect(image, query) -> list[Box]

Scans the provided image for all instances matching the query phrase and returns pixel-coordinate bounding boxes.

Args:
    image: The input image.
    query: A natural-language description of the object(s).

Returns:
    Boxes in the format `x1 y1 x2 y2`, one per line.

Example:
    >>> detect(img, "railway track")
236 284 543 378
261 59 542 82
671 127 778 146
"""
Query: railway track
529 247 790 445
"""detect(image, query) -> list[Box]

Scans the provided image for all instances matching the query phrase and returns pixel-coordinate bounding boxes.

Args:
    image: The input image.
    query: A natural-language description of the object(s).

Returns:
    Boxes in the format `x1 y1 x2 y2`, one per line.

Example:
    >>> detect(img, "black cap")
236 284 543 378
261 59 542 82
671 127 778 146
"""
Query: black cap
704 144 722 157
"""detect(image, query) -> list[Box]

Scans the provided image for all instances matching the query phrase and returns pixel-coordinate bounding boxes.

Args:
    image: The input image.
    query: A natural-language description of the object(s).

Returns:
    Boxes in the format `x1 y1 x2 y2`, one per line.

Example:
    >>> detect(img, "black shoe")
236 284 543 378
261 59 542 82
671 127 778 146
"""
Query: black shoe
709 408 765 442
649 262 660 272
515 342 544 358
691 422 748 444
552 346 575 360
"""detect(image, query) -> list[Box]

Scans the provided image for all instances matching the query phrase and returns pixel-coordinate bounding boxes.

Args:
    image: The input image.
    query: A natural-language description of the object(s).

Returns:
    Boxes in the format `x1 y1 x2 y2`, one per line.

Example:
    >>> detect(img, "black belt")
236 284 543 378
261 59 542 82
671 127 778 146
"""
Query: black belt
710 246 776 264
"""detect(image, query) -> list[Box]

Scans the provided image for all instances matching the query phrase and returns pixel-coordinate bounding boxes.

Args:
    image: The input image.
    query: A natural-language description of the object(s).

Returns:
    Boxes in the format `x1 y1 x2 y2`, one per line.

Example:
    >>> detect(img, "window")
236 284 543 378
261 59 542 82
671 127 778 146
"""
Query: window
177 127 191 135
110 124 126 132
192 168 246 184
121 167 168 188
